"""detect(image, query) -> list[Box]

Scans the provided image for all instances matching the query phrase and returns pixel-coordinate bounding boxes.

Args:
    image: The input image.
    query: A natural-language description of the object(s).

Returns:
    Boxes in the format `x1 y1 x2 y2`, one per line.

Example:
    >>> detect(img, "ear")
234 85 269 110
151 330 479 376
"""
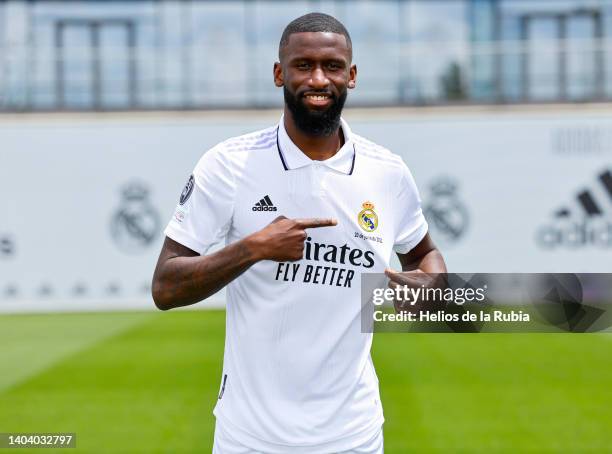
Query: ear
348 64 357 89
273 62 284 87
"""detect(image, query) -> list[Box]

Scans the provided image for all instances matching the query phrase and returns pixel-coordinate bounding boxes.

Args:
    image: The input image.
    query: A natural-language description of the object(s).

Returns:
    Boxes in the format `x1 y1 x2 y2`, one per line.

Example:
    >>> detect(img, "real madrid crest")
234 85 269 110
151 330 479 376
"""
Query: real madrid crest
110 181 160 254
358 201 378 232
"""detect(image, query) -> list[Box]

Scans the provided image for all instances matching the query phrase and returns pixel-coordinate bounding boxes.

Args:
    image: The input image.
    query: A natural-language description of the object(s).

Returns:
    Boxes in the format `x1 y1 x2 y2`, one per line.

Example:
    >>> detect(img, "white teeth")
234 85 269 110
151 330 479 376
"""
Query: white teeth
307 95 328 101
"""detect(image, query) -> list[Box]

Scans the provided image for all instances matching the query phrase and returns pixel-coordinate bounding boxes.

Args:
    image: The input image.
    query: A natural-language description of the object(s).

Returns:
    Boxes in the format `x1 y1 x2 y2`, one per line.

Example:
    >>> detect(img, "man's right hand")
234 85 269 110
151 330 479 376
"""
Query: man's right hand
247 216 337 262
152 216 337 310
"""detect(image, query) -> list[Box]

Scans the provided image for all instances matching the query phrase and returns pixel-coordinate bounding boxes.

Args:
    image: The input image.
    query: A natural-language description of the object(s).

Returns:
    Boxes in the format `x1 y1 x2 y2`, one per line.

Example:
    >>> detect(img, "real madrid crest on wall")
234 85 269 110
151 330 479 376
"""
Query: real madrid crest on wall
358 201 378 232
424 177 469 245
110 182 161 254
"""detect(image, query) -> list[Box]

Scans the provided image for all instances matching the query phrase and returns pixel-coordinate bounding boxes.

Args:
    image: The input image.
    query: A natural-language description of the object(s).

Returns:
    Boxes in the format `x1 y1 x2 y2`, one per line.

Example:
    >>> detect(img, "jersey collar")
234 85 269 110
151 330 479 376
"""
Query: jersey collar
277 115 356 175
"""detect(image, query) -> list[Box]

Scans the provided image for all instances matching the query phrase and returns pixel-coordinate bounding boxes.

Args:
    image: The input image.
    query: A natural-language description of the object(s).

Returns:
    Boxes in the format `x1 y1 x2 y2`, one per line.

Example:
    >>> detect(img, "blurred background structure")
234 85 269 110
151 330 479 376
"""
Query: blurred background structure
1 0 612 111
1 0 612 309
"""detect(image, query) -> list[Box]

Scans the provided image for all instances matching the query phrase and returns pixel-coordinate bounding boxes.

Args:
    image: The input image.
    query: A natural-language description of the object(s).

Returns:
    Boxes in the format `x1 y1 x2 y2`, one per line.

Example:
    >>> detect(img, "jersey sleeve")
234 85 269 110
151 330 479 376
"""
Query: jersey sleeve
164 145 235 255
393 162 428 254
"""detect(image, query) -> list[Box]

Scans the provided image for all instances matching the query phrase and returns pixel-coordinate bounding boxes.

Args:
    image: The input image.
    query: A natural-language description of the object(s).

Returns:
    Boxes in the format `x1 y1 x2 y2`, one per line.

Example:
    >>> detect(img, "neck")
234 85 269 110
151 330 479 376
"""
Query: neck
283 108 344 161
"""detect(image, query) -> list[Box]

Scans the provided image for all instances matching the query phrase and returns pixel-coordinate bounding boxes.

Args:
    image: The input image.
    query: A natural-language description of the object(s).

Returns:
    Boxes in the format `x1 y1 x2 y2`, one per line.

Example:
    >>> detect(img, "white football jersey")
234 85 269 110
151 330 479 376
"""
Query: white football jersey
164 117 427 453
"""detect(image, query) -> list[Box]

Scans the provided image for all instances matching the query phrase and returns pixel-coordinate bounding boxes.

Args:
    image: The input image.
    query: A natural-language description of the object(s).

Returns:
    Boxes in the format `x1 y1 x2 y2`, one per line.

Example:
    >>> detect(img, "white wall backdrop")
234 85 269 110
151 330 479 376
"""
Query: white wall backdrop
1 107 611 312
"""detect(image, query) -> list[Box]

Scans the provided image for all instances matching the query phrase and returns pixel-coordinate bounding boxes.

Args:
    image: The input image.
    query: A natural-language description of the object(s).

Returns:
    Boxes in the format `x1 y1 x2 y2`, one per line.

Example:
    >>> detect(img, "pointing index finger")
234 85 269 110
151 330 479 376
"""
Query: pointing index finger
385 269 420 285
295 218 338 229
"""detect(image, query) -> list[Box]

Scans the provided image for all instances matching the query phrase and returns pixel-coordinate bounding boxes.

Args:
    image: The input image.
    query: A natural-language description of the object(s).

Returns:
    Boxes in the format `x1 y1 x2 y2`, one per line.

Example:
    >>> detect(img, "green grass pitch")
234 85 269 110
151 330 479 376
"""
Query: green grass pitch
0 310 611 453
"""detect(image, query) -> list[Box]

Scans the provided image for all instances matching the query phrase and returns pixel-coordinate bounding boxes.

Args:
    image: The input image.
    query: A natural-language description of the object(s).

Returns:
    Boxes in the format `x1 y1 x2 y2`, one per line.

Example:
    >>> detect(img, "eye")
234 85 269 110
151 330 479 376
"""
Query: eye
327 62 342 70
296 61 311 70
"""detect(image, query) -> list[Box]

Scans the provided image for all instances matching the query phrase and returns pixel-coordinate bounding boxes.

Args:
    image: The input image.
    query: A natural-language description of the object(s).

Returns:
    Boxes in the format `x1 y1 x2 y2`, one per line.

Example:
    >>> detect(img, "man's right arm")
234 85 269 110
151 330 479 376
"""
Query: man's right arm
151 217 336 310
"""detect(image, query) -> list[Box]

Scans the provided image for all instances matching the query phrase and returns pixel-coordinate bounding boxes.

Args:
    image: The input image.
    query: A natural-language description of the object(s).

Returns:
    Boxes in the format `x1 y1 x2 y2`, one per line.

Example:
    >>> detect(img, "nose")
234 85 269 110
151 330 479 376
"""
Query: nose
309 66 329 89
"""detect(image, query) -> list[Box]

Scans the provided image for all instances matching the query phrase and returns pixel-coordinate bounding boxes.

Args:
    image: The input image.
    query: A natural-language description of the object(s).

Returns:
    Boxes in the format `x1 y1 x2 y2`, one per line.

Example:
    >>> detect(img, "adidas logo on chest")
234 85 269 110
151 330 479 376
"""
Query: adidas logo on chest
252 195 277 212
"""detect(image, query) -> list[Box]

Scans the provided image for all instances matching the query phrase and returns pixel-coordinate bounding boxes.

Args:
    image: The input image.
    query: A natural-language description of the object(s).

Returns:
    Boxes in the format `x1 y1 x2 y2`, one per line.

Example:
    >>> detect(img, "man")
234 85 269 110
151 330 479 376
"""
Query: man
152 12 446 453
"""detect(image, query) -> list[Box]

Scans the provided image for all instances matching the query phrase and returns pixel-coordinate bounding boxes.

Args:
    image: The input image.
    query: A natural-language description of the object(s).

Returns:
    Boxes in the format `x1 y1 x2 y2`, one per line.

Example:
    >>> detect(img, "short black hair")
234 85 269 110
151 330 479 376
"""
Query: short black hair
279 12 352 59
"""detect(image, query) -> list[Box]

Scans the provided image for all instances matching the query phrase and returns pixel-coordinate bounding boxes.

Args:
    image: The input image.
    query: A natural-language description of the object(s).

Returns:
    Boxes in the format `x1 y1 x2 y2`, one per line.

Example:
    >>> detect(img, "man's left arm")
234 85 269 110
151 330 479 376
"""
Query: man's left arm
395 232 446 273
387 161 446 291
386 233 446 312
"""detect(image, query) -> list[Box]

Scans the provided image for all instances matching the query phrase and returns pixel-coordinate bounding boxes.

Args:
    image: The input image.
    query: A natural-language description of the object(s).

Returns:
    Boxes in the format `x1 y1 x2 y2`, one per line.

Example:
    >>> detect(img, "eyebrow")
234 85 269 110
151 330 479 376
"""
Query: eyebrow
288 54 348 64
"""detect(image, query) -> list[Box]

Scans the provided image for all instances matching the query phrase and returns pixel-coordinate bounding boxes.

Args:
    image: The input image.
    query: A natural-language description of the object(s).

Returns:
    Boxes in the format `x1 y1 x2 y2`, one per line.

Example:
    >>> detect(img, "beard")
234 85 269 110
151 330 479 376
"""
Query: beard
284 86 347 137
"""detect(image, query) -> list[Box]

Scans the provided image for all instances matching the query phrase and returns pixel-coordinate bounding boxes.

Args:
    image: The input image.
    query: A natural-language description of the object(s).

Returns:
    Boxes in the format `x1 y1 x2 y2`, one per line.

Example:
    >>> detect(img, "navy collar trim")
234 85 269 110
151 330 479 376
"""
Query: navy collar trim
276 126 289 171
276 126 356 175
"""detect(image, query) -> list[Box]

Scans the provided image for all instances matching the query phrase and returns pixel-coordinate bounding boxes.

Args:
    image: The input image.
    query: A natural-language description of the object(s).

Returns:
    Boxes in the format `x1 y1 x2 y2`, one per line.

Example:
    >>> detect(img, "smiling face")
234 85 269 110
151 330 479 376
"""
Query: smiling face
274 32 357 137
